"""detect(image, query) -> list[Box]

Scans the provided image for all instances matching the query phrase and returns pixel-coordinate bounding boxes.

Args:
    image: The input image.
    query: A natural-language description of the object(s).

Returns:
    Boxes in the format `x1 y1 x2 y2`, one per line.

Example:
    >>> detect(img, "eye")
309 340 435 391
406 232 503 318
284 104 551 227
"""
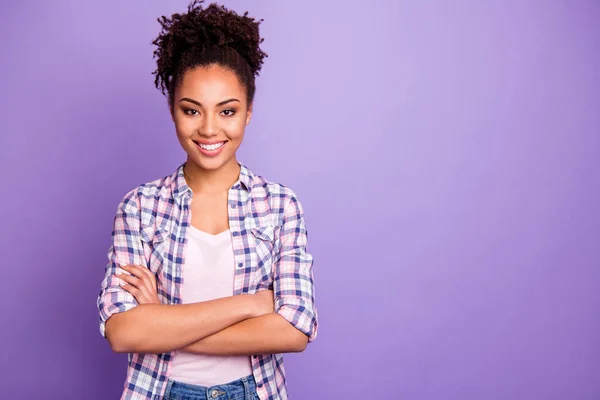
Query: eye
184 109 199 116
221 109 236 117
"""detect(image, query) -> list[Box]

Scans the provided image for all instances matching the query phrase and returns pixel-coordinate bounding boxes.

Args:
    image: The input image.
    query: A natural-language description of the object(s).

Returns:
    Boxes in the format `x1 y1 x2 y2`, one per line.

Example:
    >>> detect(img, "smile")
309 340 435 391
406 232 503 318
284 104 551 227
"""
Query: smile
197 141 226 151
194 140 228 157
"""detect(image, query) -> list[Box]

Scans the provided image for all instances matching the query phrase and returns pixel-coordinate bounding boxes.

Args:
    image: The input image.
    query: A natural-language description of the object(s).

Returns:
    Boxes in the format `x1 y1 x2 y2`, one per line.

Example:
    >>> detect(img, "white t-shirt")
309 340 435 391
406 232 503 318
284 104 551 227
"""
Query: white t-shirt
169 226 252 386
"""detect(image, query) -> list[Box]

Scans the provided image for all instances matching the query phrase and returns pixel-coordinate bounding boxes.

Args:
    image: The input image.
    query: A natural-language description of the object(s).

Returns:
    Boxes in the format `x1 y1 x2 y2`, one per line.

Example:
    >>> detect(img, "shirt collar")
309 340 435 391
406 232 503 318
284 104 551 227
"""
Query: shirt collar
172 161 254 201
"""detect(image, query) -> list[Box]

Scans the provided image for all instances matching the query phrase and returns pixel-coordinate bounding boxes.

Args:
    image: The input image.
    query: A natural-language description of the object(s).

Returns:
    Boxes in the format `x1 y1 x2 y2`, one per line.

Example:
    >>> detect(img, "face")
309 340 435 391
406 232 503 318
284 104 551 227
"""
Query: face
170 64 252 172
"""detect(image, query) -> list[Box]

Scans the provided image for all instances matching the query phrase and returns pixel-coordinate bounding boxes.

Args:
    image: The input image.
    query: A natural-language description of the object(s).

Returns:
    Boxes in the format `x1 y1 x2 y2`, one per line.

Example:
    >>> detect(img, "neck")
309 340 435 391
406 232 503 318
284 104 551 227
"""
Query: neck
183 157 241 195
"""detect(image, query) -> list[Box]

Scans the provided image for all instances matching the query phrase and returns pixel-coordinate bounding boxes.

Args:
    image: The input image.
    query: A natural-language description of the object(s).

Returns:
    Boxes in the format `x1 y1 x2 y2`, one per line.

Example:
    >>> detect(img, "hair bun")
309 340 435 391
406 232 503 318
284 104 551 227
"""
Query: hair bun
160 0 266 77
152 0 267 104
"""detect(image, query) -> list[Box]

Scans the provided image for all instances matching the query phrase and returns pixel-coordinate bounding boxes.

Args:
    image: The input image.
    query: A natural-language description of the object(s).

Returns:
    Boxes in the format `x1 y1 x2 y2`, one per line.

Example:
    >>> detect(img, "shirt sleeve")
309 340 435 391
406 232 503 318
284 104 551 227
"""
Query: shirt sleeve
96 189 146 339
273 191 319 342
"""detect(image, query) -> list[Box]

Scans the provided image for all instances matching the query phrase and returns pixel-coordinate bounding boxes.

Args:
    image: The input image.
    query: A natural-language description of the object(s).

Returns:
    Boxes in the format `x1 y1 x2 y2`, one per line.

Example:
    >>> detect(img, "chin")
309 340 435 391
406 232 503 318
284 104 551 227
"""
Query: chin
187 152 234 171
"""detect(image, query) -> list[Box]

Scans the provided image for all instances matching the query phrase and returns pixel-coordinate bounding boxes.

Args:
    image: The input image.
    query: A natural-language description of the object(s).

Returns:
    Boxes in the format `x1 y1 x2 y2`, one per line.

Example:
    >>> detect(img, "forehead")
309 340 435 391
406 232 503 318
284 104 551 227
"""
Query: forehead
176 64 245 103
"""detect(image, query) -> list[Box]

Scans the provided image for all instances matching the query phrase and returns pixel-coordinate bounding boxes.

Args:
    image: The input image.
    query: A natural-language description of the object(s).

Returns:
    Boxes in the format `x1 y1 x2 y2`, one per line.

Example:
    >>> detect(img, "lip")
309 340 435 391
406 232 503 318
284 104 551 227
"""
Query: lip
195 139 228 145
194 140 227 157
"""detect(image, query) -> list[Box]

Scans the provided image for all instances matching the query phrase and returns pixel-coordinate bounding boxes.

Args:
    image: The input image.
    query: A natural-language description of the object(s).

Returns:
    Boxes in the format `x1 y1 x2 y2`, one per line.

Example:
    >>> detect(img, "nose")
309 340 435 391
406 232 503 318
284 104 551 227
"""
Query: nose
200 112 218 137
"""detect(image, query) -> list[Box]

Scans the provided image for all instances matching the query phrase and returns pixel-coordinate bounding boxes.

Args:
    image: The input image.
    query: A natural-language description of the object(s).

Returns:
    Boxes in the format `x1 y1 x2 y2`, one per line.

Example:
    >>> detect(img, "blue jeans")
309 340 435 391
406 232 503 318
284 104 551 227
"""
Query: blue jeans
164 374 258 400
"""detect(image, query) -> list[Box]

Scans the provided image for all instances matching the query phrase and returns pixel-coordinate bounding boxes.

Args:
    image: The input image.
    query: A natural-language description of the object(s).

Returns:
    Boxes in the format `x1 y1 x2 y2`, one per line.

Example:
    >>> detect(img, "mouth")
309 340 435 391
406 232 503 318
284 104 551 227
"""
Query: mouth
193 140 228 157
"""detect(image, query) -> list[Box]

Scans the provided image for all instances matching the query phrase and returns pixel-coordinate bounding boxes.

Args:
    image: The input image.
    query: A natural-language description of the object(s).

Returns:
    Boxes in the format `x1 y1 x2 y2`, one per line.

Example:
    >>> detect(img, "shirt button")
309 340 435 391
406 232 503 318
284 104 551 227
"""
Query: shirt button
258 382 263 388
233 232 239 237
178 237 185 243
173 299 179 304
237 263 244 268
230 203 236 209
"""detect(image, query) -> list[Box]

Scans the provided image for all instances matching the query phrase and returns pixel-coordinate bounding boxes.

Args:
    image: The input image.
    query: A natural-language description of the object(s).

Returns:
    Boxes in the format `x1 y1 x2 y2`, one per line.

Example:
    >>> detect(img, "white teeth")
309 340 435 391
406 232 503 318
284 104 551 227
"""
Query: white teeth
198 142 225 151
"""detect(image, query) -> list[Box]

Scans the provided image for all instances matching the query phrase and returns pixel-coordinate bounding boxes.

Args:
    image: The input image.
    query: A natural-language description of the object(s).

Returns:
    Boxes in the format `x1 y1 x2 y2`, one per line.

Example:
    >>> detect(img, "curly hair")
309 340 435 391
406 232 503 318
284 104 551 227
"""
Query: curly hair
151 0 268 108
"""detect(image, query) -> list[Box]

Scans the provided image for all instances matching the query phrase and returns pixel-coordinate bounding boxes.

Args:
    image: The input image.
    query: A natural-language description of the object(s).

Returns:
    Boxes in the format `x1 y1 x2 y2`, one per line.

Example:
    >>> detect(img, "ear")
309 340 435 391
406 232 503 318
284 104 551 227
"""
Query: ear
245 103 253 126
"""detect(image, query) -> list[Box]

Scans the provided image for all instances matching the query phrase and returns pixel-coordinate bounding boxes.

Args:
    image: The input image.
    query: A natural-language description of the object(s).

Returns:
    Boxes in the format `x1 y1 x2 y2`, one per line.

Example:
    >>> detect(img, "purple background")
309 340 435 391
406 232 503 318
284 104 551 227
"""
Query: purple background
1 1 599 399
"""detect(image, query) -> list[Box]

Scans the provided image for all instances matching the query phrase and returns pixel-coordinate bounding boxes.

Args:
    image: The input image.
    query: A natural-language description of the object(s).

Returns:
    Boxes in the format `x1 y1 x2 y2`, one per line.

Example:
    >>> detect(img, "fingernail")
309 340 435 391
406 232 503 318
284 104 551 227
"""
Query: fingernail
116 270 123 275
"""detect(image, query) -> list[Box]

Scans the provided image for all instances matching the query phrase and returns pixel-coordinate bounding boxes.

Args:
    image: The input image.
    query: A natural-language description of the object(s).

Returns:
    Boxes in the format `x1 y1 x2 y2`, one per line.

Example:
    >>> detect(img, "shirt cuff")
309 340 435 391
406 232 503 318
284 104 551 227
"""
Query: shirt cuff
98 290 138 338
275 298 318 342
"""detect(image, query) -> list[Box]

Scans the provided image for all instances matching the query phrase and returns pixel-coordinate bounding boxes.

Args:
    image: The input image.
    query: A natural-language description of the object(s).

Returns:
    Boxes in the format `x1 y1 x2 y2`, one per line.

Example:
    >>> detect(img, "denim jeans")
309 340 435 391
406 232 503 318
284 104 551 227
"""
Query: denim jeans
164 374 258 400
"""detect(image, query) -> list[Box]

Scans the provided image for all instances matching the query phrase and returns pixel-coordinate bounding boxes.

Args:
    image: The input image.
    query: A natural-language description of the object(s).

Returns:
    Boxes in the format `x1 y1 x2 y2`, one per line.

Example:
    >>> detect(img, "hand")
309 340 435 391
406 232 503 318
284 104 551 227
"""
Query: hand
253 290 275 316
115 264 161 305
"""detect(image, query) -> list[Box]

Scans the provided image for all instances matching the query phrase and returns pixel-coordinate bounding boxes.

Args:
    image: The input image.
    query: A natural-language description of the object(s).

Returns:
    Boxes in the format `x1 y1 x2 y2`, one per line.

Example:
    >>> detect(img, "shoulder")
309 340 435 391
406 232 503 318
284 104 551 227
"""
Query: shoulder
116 166 180 212
248 170 305 217
249 169 301 201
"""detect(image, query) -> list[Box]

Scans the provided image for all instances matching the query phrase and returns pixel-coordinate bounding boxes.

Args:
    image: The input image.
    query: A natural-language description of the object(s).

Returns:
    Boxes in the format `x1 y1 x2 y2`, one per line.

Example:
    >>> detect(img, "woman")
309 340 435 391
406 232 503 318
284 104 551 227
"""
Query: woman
96 1 318 399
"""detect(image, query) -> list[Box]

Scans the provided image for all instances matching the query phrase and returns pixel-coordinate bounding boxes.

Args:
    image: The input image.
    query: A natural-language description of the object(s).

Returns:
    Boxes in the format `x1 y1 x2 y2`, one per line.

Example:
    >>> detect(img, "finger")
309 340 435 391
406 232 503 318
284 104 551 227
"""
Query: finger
123 264 156 294
119 279 141 299
119 264 136 276
118 266 158 303
119 277 156 304
115 264 134 277
119 265 150 288
118 265 160 304
137 266 158 293
116 271 143 289
120 264 150 282
130 264 157 287
118 275 152 303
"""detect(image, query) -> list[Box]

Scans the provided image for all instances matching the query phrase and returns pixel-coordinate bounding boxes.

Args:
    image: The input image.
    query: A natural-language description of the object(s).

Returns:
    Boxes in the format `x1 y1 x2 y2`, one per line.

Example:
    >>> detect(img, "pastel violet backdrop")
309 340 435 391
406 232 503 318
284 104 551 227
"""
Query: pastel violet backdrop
1 1 599 399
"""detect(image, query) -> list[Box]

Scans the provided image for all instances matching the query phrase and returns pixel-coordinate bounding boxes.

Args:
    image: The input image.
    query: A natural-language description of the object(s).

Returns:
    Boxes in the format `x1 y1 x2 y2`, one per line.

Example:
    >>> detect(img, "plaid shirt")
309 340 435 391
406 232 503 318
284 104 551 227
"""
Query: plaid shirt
96 162 318 400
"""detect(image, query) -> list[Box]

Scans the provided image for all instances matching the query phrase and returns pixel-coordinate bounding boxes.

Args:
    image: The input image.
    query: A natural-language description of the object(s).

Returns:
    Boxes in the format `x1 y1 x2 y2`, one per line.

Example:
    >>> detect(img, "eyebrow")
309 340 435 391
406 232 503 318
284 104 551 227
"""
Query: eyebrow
180 97 240 107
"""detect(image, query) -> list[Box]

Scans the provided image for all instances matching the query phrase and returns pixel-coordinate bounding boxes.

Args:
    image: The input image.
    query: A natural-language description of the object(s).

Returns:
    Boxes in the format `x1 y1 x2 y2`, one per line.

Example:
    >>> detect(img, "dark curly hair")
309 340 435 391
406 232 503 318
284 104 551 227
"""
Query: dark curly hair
151 0 268 109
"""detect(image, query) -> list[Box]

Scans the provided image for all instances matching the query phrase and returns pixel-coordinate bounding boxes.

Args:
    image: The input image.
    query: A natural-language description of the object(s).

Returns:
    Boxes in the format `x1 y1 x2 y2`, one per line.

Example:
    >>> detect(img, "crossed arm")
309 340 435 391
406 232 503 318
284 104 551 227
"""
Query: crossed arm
97 189 317 356
104 265 308 355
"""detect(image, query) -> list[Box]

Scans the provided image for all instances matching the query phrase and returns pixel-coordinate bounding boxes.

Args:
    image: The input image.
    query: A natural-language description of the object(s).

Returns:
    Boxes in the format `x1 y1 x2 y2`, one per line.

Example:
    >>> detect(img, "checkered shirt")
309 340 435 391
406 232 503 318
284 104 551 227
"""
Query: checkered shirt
96 162 318 399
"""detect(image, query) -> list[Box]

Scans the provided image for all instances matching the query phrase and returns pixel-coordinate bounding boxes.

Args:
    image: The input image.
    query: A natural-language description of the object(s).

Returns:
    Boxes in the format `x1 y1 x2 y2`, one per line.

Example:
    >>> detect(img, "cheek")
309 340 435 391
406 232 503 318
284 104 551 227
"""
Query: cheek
174 128 190 147
225 118 246 140
175 118 195 137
